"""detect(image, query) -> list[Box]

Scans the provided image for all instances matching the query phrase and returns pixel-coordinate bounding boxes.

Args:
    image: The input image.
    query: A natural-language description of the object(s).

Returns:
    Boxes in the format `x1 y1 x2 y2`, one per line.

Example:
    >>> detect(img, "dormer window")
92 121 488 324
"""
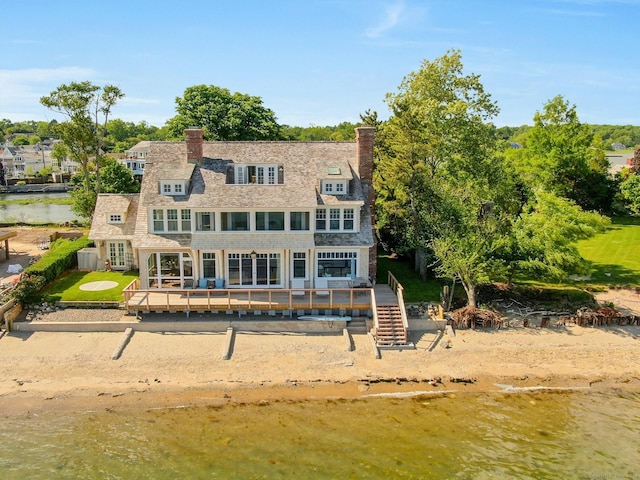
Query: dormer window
109 214 123 224
321 180 348 195
160 181 187 196
231 164 283 185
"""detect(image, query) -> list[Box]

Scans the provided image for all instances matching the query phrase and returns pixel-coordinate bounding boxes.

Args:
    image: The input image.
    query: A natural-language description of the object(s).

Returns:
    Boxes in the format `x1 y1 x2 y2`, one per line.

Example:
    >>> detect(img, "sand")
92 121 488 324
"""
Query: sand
1 227 639 415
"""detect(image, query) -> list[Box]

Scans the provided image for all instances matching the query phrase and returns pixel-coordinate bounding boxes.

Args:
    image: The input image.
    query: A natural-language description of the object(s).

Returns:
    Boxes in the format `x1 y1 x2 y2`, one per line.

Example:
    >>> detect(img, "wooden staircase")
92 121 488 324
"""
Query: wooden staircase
374 305 412 348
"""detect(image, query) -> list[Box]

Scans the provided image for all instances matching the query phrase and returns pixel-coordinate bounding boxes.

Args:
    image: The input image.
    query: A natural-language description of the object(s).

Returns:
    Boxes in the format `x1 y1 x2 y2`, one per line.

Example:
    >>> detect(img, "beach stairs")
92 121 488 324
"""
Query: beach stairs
346 316 367 334
374 305 414 349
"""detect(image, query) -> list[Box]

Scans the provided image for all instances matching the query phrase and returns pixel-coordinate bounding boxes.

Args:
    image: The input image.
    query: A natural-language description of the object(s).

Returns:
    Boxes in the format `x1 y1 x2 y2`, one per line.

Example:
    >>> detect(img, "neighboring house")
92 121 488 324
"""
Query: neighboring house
611 142 626 150
121 140 150 179
0 145 53 178
89 127 377 292
0 146 24 177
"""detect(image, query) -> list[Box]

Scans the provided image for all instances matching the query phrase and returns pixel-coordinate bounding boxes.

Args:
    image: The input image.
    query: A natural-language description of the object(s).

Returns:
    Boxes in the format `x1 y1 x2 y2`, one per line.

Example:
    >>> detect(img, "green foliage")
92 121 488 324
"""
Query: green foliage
506 95 613 212
13 134 29 145
99 158 140 193
40 81 124 194
13 236 93 304
505 191 610 282
167 84 282 141
281 122 358 141
70 189 98 220
619 174 640 215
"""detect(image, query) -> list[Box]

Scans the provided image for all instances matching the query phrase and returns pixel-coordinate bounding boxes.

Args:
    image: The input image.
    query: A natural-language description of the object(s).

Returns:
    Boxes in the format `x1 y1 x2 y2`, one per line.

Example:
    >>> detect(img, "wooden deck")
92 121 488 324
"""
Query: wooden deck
124 284 378 316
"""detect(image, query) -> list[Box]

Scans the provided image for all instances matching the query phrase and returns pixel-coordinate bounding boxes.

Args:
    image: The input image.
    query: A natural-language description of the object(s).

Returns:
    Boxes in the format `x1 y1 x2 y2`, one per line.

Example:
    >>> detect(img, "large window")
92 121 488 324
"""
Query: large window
290 212 310 231
317 251 357 278
256 211 285 231
147 252 193 288
222 212 249 231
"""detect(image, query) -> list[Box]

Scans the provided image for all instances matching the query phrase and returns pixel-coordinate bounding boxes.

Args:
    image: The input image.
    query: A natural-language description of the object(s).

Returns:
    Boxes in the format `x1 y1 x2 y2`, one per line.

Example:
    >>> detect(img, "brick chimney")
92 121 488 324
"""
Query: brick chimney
355 126 377 282
185 128 203 164
356 126 375 181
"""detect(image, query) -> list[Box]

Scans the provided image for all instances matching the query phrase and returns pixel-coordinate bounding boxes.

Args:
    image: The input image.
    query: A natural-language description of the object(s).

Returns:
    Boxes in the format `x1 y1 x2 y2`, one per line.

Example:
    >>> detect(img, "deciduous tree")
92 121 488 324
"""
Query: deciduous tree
40 81 124 220
166 85 282 141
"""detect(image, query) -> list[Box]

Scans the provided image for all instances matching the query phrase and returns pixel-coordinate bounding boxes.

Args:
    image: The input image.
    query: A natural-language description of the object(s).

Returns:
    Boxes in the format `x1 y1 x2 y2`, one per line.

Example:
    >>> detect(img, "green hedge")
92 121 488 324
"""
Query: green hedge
13 236 93 304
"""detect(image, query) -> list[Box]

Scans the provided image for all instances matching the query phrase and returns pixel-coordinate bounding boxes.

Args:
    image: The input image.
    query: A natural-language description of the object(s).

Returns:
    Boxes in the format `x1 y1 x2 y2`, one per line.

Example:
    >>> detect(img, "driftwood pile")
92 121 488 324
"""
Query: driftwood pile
448 306 504 329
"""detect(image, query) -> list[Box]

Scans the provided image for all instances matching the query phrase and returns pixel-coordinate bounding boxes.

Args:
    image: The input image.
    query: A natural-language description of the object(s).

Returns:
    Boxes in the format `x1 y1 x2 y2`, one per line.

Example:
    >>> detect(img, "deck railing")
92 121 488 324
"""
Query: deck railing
123 284 373 315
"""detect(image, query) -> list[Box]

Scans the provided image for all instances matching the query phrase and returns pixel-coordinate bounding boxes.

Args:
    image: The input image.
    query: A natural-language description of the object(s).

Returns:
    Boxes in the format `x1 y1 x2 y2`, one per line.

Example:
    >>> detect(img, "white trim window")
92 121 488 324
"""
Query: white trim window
235 164 282 185
317 251 357 279
315 208 357 232
290 212 310 231
108 214 123 224
201 252 216 278
321 180 348 195
195 211 214 231
159 181 187 196
152 208 192 233
292 252 307 279
256 211 285 231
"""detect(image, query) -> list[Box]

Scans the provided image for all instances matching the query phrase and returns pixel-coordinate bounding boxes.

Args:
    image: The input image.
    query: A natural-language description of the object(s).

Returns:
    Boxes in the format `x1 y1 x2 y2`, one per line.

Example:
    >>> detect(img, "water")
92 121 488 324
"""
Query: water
1 389 638 479
0 192 78 224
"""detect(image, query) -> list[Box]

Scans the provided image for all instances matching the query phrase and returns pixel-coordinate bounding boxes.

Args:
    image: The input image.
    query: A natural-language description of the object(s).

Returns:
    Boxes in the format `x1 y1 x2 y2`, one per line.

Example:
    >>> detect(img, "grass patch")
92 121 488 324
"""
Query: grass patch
39 270 138 302
0 197 74 207
377 254 443 303
576 216 640 286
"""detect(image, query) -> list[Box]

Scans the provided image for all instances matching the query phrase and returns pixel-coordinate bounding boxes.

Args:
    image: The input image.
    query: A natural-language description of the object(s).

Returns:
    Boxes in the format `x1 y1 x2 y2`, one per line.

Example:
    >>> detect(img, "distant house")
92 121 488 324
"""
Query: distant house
89 127 377 291
121 140 150 179
611 142 626 150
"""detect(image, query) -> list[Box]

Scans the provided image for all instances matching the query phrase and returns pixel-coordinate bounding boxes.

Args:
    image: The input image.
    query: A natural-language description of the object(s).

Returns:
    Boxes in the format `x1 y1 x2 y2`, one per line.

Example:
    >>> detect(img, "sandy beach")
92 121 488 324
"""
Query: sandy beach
1 227 639 416
1 313 639 416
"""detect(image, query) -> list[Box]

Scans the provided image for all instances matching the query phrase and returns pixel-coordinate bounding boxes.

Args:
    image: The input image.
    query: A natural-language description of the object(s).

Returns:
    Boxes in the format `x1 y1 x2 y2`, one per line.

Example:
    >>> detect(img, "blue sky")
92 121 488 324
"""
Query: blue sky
1 0 639 128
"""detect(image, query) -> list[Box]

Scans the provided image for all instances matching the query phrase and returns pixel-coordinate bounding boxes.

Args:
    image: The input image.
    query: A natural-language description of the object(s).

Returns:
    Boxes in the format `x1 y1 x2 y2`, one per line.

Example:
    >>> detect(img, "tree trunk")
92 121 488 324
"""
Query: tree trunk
461 279 477 308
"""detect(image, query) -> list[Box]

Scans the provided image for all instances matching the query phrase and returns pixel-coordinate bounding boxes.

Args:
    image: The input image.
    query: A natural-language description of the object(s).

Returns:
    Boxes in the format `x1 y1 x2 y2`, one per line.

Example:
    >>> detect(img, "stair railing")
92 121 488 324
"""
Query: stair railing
370 287 379 336
387 271 409 332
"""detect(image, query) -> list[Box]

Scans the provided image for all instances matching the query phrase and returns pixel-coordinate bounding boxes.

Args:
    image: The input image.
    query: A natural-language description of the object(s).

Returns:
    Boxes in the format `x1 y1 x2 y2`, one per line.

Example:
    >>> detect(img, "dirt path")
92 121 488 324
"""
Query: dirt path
0 226 86 284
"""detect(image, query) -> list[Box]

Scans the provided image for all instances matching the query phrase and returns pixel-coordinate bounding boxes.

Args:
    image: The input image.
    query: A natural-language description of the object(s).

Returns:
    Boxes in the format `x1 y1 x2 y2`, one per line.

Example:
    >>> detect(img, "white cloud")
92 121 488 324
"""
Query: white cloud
0 67 98 108
365 1 406 38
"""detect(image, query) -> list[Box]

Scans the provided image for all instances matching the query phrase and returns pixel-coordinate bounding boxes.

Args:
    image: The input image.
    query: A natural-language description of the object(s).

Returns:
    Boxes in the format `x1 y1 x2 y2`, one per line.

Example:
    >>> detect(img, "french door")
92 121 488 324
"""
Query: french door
108 241 127 269
228 253 281 287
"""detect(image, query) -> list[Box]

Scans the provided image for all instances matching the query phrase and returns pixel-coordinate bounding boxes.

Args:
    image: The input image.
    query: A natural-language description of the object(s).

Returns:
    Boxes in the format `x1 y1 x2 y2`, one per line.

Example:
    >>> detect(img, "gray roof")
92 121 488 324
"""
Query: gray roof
89 194 139 240
93 140 374 249
141 141 361 209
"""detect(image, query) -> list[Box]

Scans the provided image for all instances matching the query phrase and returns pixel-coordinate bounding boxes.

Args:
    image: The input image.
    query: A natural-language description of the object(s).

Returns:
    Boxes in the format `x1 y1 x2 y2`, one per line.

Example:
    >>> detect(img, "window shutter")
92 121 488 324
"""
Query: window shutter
226 165 235 184
278 165 284 184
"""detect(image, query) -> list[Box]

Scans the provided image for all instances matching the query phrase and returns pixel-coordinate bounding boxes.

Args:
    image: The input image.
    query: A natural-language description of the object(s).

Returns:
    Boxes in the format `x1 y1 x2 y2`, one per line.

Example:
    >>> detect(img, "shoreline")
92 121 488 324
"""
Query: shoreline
1 324 638 416
2 373 637 417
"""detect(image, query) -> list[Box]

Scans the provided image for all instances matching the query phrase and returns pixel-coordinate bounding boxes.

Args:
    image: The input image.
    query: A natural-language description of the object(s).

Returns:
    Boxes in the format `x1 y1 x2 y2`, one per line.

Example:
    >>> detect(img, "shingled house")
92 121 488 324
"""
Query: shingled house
89 127 377 292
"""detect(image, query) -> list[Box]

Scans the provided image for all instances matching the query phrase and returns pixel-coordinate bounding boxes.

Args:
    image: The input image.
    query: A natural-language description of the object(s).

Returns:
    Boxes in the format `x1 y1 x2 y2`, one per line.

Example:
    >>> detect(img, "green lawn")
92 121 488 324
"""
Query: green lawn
39 270 139 302
576 216 640 286
377 254 443 303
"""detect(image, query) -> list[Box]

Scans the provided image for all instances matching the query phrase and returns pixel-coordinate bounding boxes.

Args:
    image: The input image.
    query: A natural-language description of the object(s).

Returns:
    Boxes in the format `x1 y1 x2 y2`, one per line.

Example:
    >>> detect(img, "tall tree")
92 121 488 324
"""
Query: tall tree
41 81 124 220
166 85 282 141
375 50 500 268
507 95 612 212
